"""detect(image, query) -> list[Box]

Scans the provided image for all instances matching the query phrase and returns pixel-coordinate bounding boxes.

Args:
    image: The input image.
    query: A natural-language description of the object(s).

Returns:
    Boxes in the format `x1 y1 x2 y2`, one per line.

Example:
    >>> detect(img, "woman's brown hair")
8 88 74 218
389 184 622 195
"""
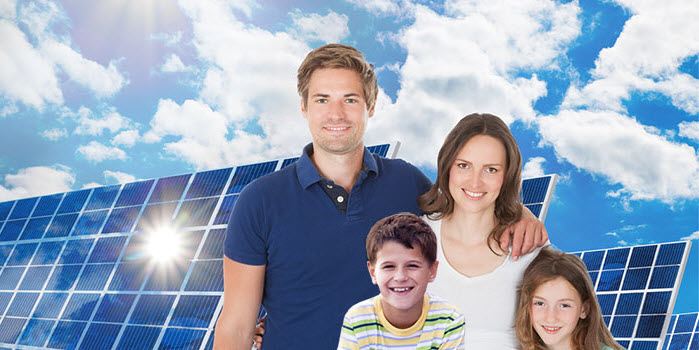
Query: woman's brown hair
418 113 522 252
515 247 624 350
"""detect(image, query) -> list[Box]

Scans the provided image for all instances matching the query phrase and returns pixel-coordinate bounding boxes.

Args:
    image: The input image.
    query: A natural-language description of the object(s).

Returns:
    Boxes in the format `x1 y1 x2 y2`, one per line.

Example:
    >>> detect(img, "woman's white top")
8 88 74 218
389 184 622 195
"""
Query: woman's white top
426 218 543 350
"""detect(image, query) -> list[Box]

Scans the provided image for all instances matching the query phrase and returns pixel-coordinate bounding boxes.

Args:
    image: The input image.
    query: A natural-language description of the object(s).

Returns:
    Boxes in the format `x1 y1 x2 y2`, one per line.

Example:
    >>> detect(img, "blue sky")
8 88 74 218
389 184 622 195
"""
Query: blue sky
0 0 697 312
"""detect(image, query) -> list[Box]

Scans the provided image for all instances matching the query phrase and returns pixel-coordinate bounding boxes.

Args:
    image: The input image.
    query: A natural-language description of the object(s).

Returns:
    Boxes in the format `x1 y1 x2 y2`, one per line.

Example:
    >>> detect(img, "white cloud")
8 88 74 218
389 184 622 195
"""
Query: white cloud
104 170 136 184
77 141 127 162
290 10 349 43
41 40 126 97
618 240 629 246
522 157 546 178
561 0 699 113
679 121 699 142
41 128 67 141
112 129 140 147
161 54 191 73
605 232 619 237
538 110 699 203
365 2 580 166
151 31 183 46
0 20 62 110
345 0 406 17
681 231 699 240
0 0 15 19
0 165 75 201
73 107 133 136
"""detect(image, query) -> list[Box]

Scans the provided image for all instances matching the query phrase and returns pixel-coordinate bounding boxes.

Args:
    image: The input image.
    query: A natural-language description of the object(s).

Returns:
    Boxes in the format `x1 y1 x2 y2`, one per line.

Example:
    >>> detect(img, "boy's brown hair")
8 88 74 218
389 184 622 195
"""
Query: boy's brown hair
515 247 624 350
366 213 437 265
297 43 378 112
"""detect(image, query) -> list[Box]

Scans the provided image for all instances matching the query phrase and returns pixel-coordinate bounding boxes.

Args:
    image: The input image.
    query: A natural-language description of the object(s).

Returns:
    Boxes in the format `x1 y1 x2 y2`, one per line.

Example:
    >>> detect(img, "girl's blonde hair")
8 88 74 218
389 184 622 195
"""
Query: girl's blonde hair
515 247 624 350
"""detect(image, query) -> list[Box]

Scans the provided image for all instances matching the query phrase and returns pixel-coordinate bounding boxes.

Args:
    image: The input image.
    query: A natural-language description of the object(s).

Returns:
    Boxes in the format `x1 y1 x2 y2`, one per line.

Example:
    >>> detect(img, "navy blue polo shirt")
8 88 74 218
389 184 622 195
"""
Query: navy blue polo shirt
225 144 431 349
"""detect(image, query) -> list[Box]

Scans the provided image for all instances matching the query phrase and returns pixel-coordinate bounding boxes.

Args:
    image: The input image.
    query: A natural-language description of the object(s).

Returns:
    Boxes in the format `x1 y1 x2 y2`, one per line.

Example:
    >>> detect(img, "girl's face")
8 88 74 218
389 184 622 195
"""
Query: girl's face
530 277 588 350
447 135 506 215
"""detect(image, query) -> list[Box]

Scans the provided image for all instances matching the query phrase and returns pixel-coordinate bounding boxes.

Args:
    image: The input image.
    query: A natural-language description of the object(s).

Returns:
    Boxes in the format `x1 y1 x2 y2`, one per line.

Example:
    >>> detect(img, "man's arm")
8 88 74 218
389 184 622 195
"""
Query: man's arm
214 257 265 350
499 205 548 260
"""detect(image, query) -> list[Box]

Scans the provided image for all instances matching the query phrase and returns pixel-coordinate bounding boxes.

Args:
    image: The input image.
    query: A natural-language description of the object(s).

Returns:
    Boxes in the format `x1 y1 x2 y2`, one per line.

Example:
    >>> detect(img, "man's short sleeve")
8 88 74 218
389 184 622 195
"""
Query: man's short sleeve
224 181 268 265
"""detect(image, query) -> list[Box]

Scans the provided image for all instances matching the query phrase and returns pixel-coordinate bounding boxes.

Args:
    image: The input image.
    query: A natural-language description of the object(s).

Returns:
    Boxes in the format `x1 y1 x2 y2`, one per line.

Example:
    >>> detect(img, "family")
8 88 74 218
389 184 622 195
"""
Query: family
213 44 623 350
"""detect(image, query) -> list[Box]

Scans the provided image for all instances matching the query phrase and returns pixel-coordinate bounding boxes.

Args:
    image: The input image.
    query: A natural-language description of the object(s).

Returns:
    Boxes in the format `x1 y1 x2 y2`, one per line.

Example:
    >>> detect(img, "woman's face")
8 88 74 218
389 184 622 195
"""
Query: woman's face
447 134 506 215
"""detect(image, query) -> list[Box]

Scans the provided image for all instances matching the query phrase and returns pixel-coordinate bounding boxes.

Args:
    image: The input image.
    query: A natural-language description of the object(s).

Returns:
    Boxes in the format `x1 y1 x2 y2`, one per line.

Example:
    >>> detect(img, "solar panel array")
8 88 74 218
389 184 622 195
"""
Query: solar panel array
664 312 699 350
572 241 692 350
0 145 690 350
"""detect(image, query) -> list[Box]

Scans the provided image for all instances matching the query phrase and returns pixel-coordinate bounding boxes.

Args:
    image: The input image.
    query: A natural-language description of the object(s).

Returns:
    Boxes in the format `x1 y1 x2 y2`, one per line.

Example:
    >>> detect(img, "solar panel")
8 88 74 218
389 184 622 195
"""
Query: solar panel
0 144 396 349
664 312 699 350
572 241 692 350
521 174 557 221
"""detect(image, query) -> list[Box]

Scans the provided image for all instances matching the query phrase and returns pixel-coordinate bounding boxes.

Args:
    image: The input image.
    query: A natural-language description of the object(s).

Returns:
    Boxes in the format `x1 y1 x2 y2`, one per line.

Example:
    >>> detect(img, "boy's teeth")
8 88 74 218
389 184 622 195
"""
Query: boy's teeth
392 287 410 292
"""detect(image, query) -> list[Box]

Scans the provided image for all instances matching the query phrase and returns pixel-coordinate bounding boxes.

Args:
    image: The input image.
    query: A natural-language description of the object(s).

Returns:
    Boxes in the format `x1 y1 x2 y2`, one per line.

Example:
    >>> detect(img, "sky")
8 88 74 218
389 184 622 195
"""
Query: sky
0 0 697 312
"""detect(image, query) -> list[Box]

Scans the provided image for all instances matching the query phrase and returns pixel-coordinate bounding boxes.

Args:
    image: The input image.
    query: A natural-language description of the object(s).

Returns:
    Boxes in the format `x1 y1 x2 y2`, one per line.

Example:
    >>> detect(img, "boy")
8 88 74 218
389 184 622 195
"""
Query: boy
338 213 465 349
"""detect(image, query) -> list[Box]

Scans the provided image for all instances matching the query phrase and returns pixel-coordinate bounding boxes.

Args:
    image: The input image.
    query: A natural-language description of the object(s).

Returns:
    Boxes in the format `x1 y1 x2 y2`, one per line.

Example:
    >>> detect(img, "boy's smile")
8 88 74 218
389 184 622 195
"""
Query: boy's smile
368 241 438 328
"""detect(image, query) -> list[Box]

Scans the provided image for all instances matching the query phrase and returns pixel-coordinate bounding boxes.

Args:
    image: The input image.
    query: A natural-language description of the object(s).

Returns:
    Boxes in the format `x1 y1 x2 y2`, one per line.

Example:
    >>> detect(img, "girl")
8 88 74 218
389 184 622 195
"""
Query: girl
515 247 624 350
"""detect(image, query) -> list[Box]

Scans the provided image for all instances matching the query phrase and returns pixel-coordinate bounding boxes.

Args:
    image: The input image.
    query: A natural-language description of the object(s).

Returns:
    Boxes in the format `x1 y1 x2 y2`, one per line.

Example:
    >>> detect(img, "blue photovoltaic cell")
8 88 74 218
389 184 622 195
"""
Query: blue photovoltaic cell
185 168 232 199
93 293 136 322
649 265 679 289
631 340 658 350
84 185 120 211
637 315 665 337
612 315 637 337
45 213 79 238
657 243 685 266
136 202 177 232
75 263 114 290
6 292 40 317
0 292 12 314
117 325 161 350
32 292 69 318
60 239 94 264
0 202 13 221
17 318 54 347
115 180 154 207
597 270 623 292
45 265 82 291
521 176 550 204
0 267 25 290
170 295 219 328
80 322 122 349
226 161 277 194
213 195 238 225
669 334 693 350
675 313 697 333
7 243 38 266
72 210 109 236
185 260 223 292
149 174 191 204
56 189 91 215
0 219 26 241
19 266 52 290
524 204 542 217
622 268 651 290
61 293 100 321
159 328 205 350
583 251 605 271
8 197 37 220
144 261 189 291
88 236 128 263
31 241 65 265
109 262 149 291
0 317 26 344
642 291 671 314
629 245 657 268
199 229 225 259
615 293 642 315
598 294 617 315
47 320 86 349
130 294 176 325
102 206 141 233
0 245 10 265
367 144 390 156
604 248 630 269
175 198 218 227
19 216 51 240
280 157 298 169
32 193 63 217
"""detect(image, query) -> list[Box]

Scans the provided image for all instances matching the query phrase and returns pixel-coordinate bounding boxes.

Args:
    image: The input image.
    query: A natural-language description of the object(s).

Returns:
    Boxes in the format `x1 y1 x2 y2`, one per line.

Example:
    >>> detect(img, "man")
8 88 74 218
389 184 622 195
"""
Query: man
214 44 546 350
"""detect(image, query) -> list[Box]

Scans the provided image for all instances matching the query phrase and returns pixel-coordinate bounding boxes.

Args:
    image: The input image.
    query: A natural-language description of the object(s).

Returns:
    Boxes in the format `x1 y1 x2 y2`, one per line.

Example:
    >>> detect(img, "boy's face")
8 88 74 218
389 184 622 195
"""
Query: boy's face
368 241 437 324
530 277 588 350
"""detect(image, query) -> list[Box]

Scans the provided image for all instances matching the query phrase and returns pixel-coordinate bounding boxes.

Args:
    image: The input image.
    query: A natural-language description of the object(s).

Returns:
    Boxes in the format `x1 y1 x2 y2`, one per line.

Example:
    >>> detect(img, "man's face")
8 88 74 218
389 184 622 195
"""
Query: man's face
301 68 373 156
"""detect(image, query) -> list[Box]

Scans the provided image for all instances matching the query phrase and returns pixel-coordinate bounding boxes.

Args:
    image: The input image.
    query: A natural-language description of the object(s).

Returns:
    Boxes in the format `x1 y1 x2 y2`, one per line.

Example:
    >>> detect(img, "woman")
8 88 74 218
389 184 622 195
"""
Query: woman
421 113 547 349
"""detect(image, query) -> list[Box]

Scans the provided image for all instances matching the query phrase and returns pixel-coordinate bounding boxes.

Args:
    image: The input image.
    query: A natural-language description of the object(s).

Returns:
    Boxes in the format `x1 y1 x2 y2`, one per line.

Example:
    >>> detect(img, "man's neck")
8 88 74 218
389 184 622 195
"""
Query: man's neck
310 144 365 192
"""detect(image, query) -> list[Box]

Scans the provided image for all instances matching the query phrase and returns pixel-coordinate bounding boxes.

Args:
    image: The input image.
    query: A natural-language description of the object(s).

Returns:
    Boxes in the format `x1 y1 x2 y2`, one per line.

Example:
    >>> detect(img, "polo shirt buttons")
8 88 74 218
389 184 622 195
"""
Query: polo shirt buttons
336 196 344 203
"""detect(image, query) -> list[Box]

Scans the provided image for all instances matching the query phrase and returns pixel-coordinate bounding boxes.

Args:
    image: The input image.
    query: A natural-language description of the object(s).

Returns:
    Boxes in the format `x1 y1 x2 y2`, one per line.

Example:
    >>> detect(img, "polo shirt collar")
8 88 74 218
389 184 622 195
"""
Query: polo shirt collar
296 143 379 189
